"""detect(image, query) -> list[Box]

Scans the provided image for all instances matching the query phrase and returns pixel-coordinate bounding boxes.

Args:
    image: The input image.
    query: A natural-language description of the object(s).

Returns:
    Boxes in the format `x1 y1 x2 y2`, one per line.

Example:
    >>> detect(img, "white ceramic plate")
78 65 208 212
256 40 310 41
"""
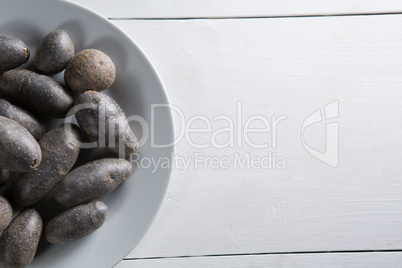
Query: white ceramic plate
0 0 174 267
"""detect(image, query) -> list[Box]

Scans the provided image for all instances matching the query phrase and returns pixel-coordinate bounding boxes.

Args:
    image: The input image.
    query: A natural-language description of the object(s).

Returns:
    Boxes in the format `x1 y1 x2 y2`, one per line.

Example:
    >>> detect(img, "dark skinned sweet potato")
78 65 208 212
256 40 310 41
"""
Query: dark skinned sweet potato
75 91 137 156
34 29 74 75
0 209 42 268
0 69 74 118
55 158 132 207
0 98 45 140
11 124 81 206
0 35 30 72
0 115 41 172
45 201 108 244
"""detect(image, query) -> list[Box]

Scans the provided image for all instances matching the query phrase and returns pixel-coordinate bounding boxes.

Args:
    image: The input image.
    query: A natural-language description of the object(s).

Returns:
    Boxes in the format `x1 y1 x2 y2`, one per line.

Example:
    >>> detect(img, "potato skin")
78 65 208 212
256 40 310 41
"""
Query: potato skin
0 169 10 188
11 124 81 206
0 35 30 72
55 158 132 207
0 196 12 232
75 91 137 156
0 69 74 118
0 116 41 172
0 209 42 268
64 48 116 94
45 201 108 244
0 98 45 140
34 29 74 75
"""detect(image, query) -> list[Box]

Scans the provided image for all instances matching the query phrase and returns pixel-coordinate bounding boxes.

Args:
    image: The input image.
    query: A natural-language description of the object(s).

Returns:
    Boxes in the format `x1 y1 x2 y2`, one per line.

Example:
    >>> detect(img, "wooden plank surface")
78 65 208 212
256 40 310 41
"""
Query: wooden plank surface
106 15 402 259
116 252 402 267
71 0 402 18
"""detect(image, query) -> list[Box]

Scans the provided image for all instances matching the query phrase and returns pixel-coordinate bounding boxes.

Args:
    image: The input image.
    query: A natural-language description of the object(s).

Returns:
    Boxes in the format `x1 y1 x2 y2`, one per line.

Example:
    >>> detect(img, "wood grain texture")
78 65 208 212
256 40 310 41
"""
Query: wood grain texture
116 252 402 267
108 15 402 259
71 0 402 18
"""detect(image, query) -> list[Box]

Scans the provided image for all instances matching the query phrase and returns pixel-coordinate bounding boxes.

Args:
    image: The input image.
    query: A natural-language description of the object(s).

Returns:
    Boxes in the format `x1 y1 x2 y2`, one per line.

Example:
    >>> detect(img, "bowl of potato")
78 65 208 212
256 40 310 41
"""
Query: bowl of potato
0 0 174 267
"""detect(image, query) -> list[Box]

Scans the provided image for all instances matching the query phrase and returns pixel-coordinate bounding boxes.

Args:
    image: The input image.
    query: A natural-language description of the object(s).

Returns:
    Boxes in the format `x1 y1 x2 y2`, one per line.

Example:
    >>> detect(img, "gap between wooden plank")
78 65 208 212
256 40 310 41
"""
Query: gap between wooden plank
124 249 402 261
108 11 402 20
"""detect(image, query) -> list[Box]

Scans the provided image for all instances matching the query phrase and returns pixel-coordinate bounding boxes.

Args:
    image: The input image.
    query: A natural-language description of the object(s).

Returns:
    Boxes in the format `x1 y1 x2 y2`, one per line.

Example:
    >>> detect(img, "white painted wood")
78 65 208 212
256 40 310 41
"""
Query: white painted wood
115 252 402 267
71 0 402 19
106 15 402 259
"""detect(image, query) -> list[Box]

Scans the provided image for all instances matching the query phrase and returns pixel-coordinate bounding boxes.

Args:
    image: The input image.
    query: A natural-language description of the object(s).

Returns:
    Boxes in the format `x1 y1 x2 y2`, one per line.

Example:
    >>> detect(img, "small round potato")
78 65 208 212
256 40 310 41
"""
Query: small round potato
0 35 30 72
0 209 42 268
75 91 137 156
34 29 75 75
55 158 132 207
64 48 116 94
0 115 41 172
0 69 74 118
11 124 81 206
0 196 12 232
0 98 45 140
45 201 108 244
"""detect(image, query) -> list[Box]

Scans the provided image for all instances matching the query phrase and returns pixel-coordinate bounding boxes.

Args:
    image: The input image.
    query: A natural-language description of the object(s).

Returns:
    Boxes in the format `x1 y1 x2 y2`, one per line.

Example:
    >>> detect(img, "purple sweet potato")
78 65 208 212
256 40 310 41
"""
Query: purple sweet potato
11 124 81 206
0 209 42 268
0 35 30 72
34 29 74 75
0 115 41 172
45 201 108 244
75 91 137 156
55 158 132 207
0 98 45 140
0 69 74 118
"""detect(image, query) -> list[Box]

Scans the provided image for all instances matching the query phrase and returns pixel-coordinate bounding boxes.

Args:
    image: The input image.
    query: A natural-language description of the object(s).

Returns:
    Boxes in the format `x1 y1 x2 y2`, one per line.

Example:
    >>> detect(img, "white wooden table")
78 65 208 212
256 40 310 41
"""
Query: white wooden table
70 1 402 267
